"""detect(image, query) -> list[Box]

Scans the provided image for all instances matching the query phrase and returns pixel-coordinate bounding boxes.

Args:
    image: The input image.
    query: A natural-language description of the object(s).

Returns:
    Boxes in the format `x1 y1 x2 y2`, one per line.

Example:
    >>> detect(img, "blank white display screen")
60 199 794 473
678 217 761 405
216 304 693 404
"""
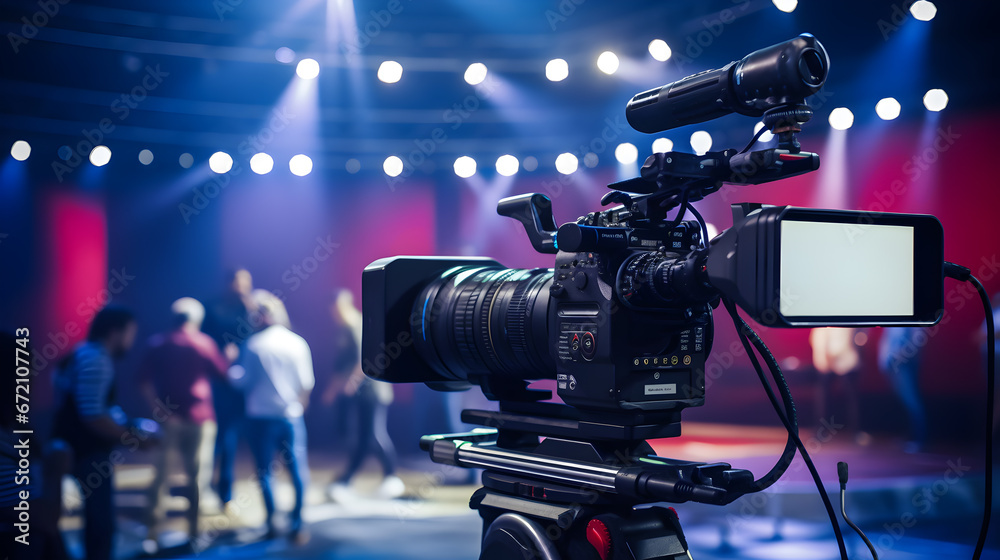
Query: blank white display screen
779 220 914 317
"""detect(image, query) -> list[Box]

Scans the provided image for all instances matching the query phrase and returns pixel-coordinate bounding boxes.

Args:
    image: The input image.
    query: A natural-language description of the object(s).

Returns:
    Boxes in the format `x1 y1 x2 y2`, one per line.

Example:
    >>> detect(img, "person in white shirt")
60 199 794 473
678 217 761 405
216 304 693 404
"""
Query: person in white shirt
228 290 314 541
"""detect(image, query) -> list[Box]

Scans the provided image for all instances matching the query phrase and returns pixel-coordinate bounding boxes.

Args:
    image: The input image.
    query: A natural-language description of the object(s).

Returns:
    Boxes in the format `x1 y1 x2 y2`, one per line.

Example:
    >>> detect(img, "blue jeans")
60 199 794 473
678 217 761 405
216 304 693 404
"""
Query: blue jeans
880 328 928 444
247 417 309 529
212 378 244 504
883 355 928 444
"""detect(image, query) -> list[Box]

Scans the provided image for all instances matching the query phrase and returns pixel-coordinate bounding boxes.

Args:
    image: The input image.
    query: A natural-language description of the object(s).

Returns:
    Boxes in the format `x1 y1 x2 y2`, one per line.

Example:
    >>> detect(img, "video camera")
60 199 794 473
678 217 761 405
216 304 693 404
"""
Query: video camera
361 34 948 560
363 33 942 416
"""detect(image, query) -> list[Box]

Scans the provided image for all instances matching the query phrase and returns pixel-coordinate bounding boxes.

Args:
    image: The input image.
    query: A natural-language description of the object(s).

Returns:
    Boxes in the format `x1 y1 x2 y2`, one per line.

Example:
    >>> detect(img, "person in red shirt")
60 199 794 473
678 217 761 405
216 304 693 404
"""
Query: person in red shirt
138 297 228 550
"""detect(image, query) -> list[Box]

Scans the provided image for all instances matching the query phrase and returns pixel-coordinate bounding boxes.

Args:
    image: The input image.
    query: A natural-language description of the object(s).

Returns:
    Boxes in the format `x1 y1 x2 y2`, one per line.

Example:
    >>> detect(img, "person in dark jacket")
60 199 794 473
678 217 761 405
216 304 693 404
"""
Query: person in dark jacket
201 268 256 507
52 306 152 560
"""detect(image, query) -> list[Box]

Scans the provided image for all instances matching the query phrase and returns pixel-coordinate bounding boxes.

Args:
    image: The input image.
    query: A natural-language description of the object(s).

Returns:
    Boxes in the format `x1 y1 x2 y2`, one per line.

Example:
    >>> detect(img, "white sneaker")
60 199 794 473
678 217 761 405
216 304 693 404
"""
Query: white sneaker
376 475 405 499
327 482 354 503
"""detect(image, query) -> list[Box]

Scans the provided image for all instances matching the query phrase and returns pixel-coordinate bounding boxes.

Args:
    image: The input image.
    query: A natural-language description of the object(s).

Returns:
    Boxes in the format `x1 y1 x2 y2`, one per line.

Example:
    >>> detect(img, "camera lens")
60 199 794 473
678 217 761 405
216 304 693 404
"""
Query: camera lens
413 265 554 384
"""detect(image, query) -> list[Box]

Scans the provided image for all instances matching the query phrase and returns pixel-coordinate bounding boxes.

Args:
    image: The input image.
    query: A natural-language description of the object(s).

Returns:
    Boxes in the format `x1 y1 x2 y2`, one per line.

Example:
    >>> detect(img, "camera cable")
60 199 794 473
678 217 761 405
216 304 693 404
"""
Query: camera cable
944 262 995 560
664 191 691 230
739 125 770 154
685 203 710 249
723 297 850 560
722 299 798 494
838 461 878 559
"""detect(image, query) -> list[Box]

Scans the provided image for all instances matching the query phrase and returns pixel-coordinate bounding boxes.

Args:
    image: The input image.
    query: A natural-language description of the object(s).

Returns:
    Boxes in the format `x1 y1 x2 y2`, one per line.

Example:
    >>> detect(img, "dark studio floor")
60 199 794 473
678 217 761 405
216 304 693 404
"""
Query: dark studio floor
56 424 1000 560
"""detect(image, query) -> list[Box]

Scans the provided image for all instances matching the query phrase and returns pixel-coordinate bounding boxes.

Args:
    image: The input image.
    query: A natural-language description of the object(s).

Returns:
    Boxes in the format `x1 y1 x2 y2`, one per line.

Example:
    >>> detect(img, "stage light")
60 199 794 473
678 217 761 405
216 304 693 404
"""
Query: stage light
828 107 854 130
250 153 273 175
597 51 619 75
57 146 72 160
138 149 153 165
875 97 901 120
383 155 404 177
772 0 797 12
454 156 476 178
89 145 111 167
923 89 948 111
545 58 569 82
346 158 361 174
496 154 519 176
615 142 638 164
378 60 403 84
522 156 538 172
296 58 320 80
753 121 775 142
10 140 30 161
689 131 712 155
909 0 936 21
179 153 193 168
275 47 295 64
209 151 233 174
555 152 578 174
648 39 671 62
289 154 313 176
651 138 673 153
583 152 599 168
464 63 487 85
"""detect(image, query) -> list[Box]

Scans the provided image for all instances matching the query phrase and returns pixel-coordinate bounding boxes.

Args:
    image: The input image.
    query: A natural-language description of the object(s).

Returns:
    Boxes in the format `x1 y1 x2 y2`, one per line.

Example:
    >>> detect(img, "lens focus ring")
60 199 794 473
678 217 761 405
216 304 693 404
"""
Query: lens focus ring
413 266 554 383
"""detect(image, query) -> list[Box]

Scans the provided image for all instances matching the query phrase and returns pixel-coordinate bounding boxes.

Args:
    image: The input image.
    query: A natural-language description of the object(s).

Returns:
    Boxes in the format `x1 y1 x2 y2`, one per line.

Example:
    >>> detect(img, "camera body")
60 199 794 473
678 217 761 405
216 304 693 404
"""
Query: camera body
362 215 713 415
545 217 712 413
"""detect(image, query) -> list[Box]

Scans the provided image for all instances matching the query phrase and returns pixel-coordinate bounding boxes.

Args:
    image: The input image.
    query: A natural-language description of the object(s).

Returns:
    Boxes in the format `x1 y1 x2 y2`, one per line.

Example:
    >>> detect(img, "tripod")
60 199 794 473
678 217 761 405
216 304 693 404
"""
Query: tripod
421 402 754 560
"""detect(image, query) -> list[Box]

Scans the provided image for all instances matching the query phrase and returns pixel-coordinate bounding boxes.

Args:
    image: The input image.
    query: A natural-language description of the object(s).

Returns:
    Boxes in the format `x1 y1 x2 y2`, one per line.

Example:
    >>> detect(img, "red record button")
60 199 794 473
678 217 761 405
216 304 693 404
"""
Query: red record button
586 519 612 560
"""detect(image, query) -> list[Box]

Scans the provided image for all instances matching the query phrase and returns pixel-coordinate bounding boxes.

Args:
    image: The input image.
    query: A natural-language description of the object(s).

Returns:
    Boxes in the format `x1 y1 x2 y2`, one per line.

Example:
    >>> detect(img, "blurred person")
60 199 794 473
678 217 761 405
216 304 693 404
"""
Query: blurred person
324 290 404 501
878 327 928 453
137 297 228 548
201 267 255 507
809 327 867 444
51 305 153 560
228 290 313 541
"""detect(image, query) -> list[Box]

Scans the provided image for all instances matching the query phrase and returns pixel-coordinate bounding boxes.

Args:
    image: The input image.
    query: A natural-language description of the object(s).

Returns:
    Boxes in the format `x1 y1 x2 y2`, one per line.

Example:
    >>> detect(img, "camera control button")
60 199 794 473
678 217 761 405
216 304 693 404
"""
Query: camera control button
581 331 596 360
572 271 588 290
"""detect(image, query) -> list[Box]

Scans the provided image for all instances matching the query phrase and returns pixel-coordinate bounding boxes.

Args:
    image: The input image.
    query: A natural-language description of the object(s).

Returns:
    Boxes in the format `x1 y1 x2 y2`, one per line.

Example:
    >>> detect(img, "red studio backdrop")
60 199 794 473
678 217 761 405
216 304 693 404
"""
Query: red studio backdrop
34 190 108 407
